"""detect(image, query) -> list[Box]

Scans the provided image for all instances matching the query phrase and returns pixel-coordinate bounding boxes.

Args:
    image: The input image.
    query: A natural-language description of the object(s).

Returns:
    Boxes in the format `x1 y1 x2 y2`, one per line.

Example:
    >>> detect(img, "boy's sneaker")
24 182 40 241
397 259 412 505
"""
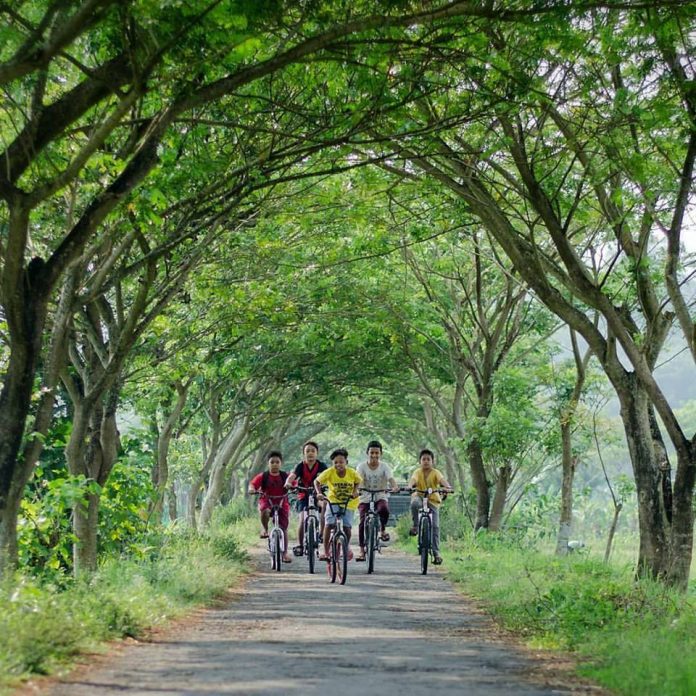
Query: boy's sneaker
408 527 417 536
433 555 443 565
292 545 304 557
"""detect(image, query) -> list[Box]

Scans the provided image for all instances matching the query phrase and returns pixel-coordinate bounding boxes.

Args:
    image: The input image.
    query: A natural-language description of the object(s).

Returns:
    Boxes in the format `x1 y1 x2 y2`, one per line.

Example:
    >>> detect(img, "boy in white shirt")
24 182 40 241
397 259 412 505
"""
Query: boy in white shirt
355 440 399 562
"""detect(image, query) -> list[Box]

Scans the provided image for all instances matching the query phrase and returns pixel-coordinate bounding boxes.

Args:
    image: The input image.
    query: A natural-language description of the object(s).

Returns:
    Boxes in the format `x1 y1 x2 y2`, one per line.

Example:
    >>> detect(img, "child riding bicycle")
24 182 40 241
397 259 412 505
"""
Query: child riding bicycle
314 448 362 562
248 450 292 564
355 440 399 562
284 440 327 557
408 448 453 565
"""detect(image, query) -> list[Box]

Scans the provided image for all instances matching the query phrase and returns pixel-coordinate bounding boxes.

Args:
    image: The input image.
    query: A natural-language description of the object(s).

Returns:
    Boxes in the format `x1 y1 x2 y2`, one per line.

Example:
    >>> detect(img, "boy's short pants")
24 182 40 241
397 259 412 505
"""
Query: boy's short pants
324 505 354 527
258 499 289 530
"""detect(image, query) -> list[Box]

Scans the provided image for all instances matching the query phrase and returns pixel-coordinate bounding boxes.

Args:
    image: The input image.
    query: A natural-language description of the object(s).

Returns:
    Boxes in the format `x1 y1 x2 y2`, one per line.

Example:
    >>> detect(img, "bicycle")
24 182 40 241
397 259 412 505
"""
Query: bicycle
409 487 452 575
293 485 322 574
322 497 352 585
251 491 289 572
358 488 390 574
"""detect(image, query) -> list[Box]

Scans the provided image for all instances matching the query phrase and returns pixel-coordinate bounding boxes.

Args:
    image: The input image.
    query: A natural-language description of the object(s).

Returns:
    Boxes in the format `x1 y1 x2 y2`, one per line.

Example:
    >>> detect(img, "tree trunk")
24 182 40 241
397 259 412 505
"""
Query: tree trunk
617 381 670 579
199 419 249 527
167 484 178 523
467 438 490 530
604 502 623 563
0 276 51 573
187 478 202 530
65 386 121 575
150 381 189 523
73 490 100 575
555 423 576 556
489 464 511 531
667 445 696 589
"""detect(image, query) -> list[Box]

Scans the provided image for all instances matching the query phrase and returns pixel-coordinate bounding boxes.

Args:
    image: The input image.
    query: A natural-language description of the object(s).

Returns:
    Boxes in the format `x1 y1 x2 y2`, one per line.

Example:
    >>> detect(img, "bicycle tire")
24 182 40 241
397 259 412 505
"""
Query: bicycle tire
419 517 430 575
366 516 376 574
273 529 282 572
336 532 348 585
330 535 338 583
306 517 317 574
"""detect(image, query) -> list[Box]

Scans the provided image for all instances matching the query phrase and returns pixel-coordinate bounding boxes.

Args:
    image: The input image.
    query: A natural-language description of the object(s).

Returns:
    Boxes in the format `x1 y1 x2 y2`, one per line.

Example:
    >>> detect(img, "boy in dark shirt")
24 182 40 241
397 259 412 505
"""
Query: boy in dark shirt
284 440 327 556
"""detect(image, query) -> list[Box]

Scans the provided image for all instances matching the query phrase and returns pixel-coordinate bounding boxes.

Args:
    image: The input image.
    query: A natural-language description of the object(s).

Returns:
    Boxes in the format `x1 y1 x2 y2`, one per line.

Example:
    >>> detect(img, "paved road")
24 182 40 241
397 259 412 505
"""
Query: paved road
44 543 597 695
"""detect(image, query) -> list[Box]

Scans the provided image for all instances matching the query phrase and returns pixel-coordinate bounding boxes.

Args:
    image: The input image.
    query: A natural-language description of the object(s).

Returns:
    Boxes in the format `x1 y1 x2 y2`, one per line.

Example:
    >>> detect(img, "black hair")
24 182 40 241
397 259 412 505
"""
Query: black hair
366 440 383 453
303 440 319 452
267 450 283 461
418 448 434 461
330 448 349 461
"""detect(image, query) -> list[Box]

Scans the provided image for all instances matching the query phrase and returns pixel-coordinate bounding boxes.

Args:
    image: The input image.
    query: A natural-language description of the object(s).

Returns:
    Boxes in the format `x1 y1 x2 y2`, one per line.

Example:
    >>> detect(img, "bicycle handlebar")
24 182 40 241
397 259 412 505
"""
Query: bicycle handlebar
405 487 454 495
249 491 290 502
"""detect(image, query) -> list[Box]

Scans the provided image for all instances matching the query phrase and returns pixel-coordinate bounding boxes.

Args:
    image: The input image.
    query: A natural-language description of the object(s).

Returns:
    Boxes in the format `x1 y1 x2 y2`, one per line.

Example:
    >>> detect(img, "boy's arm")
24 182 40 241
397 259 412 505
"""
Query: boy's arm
352 471 362 498
314 473 325 498
438 471 453 492
248 473 260 495
388 475 399 493
285 471 297 488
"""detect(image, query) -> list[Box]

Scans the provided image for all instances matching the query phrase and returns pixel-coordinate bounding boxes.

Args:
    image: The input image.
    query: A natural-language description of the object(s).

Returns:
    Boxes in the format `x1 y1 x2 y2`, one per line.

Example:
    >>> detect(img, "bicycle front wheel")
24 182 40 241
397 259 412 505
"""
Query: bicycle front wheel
366 516 376 574
330 536 338 583
306 517 317 574
336 533 348 585
419 517 431 575
272 529 282 572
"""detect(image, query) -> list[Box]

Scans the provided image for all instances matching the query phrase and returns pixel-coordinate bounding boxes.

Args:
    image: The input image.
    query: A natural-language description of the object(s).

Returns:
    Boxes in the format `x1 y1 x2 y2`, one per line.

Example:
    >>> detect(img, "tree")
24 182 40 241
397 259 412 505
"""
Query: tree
371 4 695 585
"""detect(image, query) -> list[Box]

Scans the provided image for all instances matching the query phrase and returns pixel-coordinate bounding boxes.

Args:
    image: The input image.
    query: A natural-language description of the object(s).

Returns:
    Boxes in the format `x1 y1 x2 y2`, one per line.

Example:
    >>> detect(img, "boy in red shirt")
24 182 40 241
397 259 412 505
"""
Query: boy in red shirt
248 451 292 563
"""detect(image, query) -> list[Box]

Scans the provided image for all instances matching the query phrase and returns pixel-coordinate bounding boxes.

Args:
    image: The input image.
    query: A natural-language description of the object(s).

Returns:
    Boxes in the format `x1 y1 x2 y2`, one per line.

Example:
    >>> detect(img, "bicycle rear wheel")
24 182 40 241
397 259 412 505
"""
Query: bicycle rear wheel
272 529 282 572
336 533 348 585
419 517 430 575
366 516 376 574
306 517 317 574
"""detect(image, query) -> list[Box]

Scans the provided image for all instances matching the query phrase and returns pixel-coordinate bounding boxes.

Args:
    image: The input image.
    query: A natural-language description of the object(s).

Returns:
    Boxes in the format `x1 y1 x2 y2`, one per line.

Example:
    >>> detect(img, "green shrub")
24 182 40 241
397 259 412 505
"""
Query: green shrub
212 497 255 527
0 518 253 690
443 534 696 695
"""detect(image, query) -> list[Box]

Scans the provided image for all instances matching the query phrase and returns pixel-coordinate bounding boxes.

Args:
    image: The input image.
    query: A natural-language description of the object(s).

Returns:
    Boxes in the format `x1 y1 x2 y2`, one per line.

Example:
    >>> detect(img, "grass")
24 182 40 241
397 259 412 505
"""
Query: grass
398 520 696 696
0 514 255 692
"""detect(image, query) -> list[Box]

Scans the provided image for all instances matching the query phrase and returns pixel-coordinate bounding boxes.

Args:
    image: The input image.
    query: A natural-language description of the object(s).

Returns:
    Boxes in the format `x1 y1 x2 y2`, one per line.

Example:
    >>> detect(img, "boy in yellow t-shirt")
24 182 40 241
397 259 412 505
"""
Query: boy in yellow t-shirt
315 448 362 561
408 448 453 565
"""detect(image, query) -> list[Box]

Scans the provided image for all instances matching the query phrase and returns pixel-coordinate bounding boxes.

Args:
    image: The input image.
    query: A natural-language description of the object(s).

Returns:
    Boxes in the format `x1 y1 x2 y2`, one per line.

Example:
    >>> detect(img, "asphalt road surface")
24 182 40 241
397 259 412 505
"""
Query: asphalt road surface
41 542 602 696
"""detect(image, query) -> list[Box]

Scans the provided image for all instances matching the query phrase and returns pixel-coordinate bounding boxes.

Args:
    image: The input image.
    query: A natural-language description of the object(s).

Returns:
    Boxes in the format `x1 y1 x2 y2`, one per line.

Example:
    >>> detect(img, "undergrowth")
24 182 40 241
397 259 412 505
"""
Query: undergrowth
436 530 696 696
0 513 254 692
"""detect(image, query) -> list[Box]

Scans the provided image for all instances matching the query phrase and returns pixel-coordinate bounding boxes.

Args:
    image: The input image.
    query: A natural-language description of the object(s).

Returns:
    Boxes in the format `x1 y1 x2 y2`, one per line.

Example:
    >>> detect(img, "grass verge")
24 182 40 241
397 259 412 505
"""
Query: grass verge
0 513 255 693
393 518 696 696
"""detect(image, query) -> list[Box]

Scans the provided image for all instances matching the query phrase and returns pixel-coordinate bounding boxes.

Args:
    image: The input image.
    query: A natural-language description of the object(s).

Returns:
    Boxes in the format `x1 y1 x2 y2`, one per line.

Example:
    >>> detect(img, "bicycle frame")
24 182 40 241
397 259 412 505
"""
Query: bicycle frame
294 485 322 573
411 487 450 575
358 488 389 574
254 492 288 572
325 498 351 585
